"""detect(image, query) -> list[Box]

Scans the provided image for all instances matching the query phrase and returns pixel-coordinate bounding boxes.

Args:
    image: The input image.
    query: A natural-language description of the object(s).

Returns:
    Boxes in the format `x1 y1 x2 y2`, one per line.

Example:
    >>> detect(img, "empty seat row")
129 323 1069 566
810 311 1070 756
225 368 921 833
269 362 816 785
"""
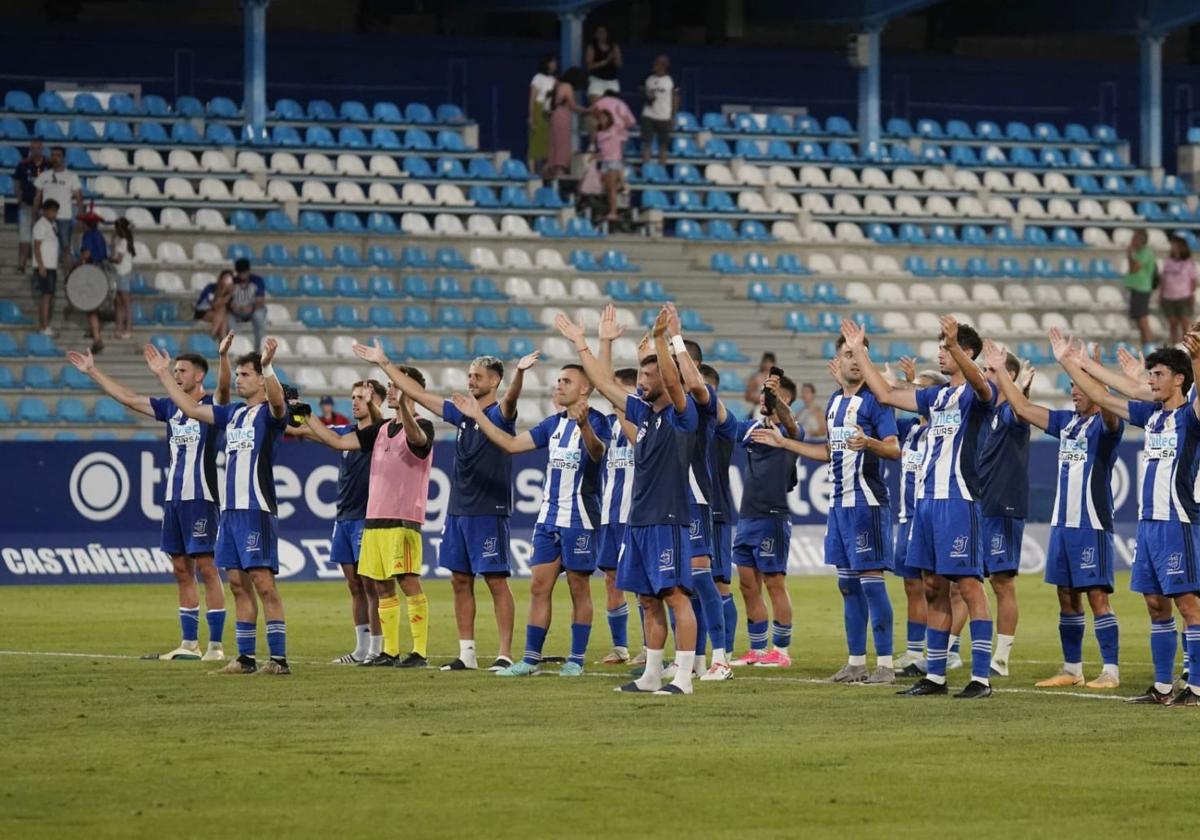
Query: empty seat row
903 255 1123 281
0 364 97 390
709 251 813 276
3 396 130 424
770 164 1077 194
262 273 502 300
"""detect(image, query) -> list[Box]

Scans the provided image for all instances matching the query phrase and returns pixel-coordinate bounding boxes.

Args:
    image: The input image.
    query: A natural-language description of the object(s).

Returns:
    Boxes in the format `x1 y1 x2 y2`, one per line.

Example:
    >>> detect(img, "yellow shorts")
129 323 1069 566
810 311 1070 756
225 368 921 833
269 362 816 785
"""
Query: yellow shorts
357 527 423 581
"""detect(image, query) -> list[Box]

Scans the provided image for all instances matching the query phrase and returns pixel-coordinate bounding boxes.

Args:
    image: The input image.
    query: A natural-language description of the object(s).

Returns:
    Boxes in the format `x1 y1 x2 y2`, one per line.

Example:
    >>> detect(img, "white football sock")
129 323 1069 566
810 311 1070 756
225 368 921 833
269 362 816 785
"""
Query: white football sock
673 651 696 692
459 639 477 667
848 654 866 667
636 649 664 691
877 655 893 669
1064 661 1083 677
352 624 370 659
995 633 1015 662
368 635 383 657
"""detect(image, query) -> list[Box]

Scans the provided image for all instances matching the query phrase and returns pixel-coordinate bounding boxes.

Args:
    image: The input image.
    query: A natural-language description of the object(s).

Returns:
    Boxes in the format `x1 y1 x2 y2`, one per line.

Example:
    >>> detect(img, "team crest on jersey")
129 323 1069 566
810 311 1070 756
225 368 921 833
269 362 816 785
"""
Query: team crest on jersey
245 531 261 552
482 537 498 556
1168 552 1184 574
658 548 674 571
991 414 999 430
950 534 969 558
855 531 870 554
192 518 208 538
1079 547 1096 569
990 533 1005 555
655 417 662 430
759 538 774 556
574 534 591 553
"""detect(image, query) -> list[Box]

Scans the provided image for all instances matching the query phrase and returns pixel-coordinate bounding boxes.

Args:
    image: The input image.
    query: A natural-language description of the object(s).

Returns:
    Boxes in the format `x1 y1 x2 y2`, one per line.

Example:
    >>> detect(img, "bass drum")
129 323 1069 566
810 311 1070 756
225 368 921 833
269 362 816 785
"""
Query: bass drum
65 264 115 313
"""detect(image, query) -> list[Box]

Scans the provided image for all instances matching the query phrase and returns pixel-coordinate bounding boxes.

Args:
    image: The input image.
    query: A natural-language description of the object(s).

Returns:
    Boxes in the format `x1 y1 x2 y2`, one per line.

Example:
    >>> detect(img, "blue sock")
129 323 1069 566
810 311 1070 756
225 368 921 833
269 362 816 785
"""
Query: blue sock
607 603 629 649
206 609 226 644
692 568 726 653
1059 612 1086 664
691 596 706 656
837 572 868 657
569 622 591 666
748 619 769 652
235 620 256 659
722 594 737 653
771 621 792 650
1094 613 1119 666
265 620 286 659
1151 619 1177 686
523 624 548 665
179 607 200 643
926 628 950 679
1184 632 1192 675
969 619 993 680
638 603 646 645
1187 625 1200 689
906 620 926 655
861 576 893 657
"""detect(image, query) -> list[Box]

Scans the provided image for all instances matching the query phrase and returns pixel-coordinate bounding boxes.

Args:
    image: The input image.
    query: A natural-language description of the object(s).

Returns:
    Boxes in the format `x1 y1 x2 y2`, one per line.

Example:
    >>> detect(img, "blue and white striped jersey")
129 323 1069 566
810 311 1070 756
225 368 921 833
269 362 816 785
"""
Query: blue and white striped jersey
601 415 634 526
896 417 928 523
212 401 288 514
914 381 995 501
824 387 898 508
528 409 611 529
687 384 719 507
150 394 221 504
1128 400 1200 523
1044 410 1124 530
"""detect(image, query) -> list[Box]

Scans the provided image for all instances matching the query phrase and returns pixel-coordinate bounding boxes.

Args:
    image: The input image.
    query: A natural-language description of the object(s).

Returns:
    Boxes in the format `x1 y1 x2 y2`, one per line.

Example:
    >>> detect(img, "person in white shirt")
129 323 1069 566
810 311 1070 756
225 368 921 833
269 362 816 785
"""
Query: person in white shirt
31 199 60 336
33 146 83 272
528 54 558 173
641 55 678 165
110 217 136 339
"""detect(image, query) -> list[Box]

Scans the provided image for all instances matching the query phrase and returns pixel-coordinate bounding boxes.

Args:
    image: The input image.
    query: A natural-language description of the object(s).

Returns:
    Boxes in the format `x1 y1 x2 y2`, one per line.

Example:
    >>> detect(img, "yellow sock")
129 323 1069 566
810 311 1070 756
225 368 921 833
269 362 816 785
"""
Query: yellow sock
378 596 401 657
406 593 429 658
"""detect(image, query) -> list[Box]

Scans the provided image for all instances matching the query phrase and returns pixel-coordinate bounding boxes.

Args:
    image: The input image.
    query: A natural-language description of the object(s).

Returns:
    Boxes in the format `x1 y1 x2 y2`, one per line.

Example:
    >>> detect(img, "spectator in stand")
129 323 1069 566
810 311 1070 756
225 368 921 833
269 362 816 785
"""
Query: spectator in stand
229 257 267 350
31 199 60 337
640 55 678 165
592 92 636 223
1123 229 1156 350
318 396 350 427
33 146 84 273
76 209 109 354
194 269 234 339
13 139 47 275
110 218 136 339
1160 234 1197 345
528 54 558 174
795 382 828 438
545 66 589 181
585 25 622 103
744 352 777 412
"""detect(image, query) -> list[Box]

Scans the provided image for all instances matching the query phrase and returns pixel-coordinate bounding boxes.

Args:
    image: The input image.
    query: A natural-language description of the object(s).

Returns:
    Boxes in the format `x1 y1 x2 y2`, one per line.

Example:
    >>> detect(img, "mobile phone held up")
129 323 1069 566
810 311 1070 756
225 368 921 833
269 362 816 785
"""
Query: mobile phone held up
762 366 785 413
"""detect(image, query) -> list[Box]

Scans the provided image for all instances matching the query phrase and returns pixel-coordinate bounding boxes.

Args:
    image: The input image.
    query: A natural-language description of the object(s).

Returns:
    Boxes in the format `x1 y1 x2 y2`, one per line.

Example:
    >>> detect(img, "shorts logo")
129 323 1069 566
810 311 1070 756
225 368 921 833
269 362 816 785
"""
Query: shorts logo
690 519 701 538
950 534 969 559
1168 552 1183 575
482 536 497 557
990 533 1004 555
855 531 870 554
760 538 775 556
1079 547 1096 570
245 531 261 552
574 533 590 553
192 518 208 538
658 548 674 572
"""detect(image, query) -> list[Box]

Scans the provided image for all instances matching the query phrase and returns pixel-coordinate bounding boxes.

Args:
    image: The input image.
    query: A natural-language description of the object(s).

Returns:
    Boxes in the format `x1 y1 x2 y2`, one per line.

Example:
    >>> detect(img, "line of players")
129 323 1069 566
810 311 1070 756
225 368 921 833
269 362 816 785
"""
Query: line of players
66 303 1200 702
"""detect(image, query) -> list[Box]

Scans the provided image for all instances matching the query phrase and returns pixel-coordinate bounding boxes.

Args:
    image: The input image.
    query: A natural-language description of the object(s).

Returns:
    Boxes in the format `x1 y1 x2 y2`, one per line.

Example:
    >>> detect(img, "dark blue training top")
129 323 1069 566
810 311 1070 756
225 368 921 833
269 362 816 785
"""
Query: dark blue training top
737 418 801 519
710 407 739 524
976 401 1030 519
442 399 516 517
626 393 698 526
331 424 372 521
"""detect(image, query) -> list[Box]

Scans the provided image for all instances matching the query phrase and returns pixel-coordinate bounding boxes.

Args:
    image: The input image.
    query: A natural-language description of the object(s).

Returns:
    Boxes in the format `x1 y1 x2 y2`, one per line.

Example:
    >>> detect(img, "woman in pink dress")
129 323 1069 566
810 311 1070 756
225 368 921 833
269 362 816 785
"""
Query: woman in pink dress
1161 234 1197 344
545 67 588 180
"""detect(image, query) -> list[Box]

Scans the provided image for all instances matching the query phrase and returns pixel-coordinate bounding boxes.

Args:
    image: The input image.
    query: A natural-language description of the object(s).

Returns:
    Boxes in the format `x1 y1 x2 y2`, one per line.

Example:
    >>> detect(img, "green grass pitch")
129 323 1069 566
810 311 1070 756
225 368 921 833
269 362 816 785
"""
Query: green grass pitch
0 573 1194 839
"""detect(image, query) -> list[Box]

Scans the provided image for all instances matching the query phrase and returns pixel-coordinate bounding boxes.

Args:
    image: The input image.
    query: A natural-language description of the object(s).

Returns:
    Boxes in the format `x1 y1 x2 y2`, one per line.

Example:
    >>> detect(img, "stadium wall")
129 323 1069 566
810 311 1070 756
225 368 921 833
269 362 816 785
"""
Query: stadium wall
0 439 1140 585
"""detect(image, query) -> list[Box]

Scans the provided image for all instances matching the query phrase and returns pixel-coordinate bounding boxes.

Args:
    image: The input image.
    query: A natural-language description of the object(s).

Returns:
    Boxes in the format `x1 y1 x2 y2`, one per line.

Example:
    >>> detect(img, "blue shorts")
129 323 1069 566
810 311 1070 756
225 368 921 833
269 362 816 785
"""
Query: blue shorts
711 519 734 583
979 513 1024 576
215 509 279 573
1045 526 1115 592
1130 519 1200 597
908 498 982 580
824 504 893 572
439 514 511 577
531 522 598 573
687 504 714 559
160 499 219 556
597 522 626 571
615 523 690 597
732 517 791 575
892 519 921 580
330 518 366 567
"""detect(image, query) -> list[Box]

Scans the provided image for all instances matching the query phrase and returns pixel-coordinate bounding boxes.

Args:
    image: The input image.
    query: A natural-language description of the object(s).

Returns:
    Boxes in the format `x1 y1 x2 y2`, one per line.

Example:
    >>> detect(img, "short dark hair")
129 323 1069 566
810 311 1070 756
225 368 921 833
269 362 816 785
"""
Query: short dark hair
639 354 658 368
397 364 425 389
760 352 776 364
1145 347 1194 395
614 367 638 386
561 66 588 89
561 363 586 376
1169 234 1192 260
801 382 816 393
174 352 209 375
538 54 556 74
234 257 251 273
778 375 798 404
683 339 702 363
699 363 719 387
41 198 59 211
835 334 869 350
354 379 387 401
235 352 262 373
946 323 983 359
50 145 65 155
470 356 504 379
1003 352 1021 381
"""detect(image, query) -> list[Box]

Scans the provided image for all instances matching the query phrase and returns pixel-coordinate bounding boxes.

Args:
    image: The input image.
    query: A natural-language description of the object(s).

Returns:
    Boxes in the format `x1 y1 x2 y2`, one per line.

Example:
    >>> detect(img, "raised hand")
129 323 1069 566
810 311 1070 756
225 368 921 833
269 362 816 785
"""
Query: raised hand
840 318 865 351
218 331 235 357
636 332 652 359
1116 345 1146 381
451 392 482 418
516 350 541 371
750 426 786 448
1017 362 1036 392
664 301 682 336
598 304 625 341
763 373 780 395
351 339 387 366
553 313 586 347
846 425 868 452
898 356 917 383
1183 332 1200 361
1048 327 1069 362
879 362 898 390
261 337 279 367
143 343 170 375
981 339 1007 373
827 357 845 388
66 349 94 374
651 305 671 338
566 400 589 424
939 314 959 347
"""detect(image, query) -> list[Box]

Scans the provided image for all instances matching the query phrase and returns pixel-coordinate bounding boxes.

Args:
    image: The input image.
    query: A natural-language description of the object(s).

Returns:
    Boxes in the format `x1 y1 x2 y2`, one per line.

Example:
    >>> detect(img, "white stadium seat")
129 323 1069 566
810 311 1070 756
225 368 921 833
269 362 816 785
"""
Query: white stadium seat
401 212 432 234
330 366 361 392
1033 285 1065 307
985 196 1016 217
771 221 801 242
535 248 568 271
921 169 950 191
1082 226 1111 246
401 183 434 205
570 278 603 299
807 253 836 273
270 152 302 174
198 150 233 172
538 307 566 327
1096 286 1124 309
769 192 800 213
1064 285 1094 307
336 154 368 177
1040 312 1070 333
153 271 185 293
198 177 232 201
155 241 188 264
441 368 468 390
611 337 639 363
912 311 942 333
369 182 401 204
613 308 638 329
1072 313 1102 335
1017 197 1047 218
876 282 905 304
434 214 465 235
870 254 902 275
924 195 955 216
470 246 499 270
829 166 859 188
133 148 165 170
302 153 335 175
952 170 981 191
368 154 401 177
128 176 161 199
163 177 196 200
330 336 357 358
335 182 369 203
435 184 469 206
1107 199 1136 220
266 179 299 202
801 192 831 213
266 302 294 326
1047 198 1077 219
191 241 224 264
798 166 829 188
880 311 911 332
1044 172 1073 193
233 151 265 173
863 194 894 215
301 180 334 202
891 168 920 190
766 164 797 187
294 367 329 392
190 271 215 292
939 282 969 304
124 206 158 230
971 283 1002 306
978 312 1010 337
1003 284 1032 307
1111 227 1133 248
233 178 266 201
96 148 129 170
803 221 833 242
894 195 926 216
504 276 536 299
1148 229 1169 248
704 163 735 185
737 192 769 213
831 193 863 215
908 283 938 304
467 214 499 236
573 307 600 330
843 281 874 303
1009 312 1039 334
1012 171 1042 193
91 175 125 198
295 336 328 358
733 164 765 186
500 215 532 237
860 167 890 190
167 149 200 172
956 196 986 218
838 253 869 274
1079 200 1108 221
502 247 533 269
982 171 1013 192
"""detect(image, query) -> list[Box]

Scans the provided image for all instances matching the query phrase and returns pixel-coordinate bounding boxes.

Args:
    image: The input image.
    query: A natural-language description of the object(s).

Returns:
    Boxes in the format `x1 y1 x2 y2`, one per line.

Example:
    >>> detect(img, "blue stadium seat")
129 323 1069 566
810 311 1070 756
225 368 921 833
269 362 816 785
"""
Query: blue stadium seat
601 249 636 272
1093 124 1117 144
131 303 154 326
472 308 505 330
305 99 336 121
404 128 434 150
501 158 532 180
95 397 132 424
534 217 566 238
367 212 398 234
1089 258 1120 279
141 94 170 116
186 334 219 356
795 141 825 161
436 130 466 152
827 141 856 162
0 300 30 324
945 119 973 140
1005 121 1033 141
746 281 779 303
705 220 737 241
640 189 670 211
779 282 808 304
1040 147 1067 167
825 115 854 136
744 252 775 275
930 224 959 245
606 280 639 302
340 99 369 122
403 307 432 329
400 246 432 268
403 155 433 178
297 305 329 328
919 143 947 163
565 217 602 238
0 334 20 356
105 93 137 115
469 185 501 207
25 333 60 357
403 275 433 298
333 244 364 268
263 275 293 297
147 333 181 357
367 245 397 268
37 90 69 113
898 224 927 246
333 275 367 298
22 364 54 389
506 307 537 331
265 211 297 232
68 118 98 141
394 336 433 361
230 209 259 231
1034 122 1062 142
438 336 471 361
670 136 701 157
472 337 504 358
705 190 736 212
735 138 766 160
467 157 499 179
0 368 17 389
935 256 967 277
16 397 51 423
406 102 435 124
226 243 255 263
198 120 235 142
300 210 331 233
153 302 180 324
0 117 29 139
54 397 89 423
960 224 988 246
173 95 203 118
330 211 362 234
637 280 669 302
499 185 532 208
4 90 34 111
974 120 1002 140
33 118 66 140
709 252 738 274
338 126 368 149
950 145 978 166
368 275 400 298
305 125 336 147
369 127 401 150
437 104 466 123
297 274 329 296
271 124 302 146
433 275 467 298
437 156 467 179
784 311 815 333
885 117 913 138
709 340 749 363
674 218 704 240
297 244 331 267
1052 226 1081 247
373 100 402 122
435 247 471 271
332 305 364 328
704 137 733 158
638 162 669 183
570 250 601 271
1097 148 1126 168
274 98 304 120
701 112 727 132
533 186 565 209
1023 226 1051 247
965 257 996 278
208 96 239 118
367 306 398 328
904 255 935 277
471 277 506 300
915 118 944 139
